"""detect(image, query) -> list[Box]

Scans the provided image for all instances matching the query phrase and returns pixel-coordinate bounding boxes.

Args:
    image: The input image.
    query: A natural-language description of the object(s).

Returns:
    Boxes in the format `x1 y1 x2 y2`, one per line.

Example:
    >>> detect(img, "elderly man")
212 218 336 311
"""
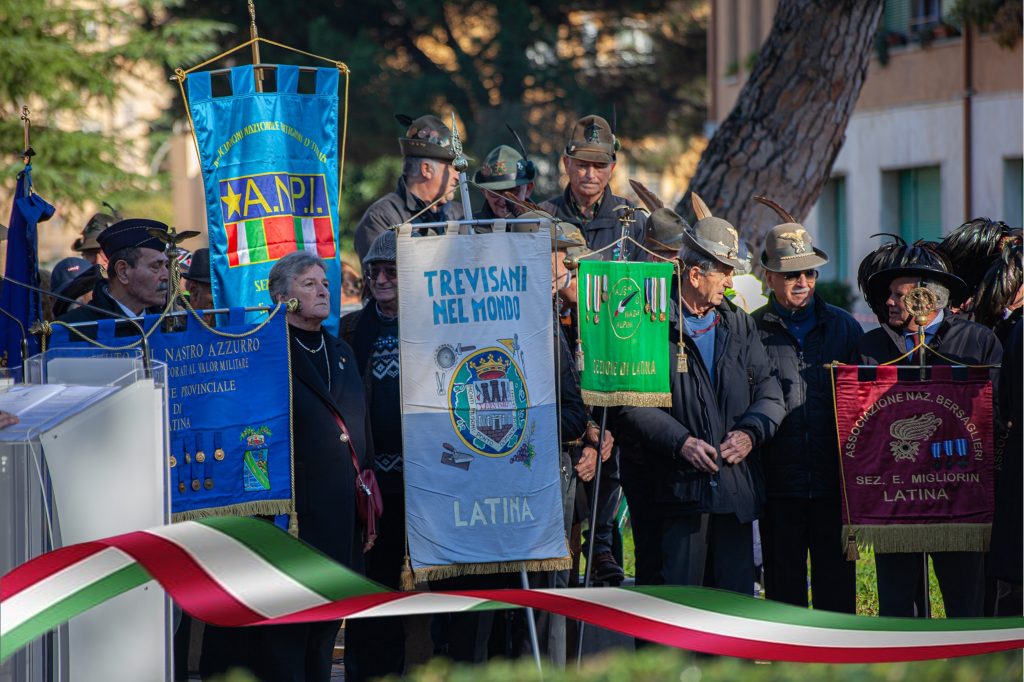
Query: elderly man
617 196 784 593
540 115 647 261
858 245 1002 617
354 114 464 260
474 144 536 219
58 218 169 325
751 217 863 612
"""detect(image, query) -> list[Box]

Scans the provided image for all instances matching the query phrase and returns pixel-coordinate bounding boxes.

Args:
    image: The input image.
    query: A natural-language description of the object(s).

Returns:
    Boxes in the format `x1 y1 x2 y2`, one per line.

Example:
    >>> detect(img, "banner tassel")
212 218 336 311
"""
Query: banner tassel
677 349 688 373
287 512 299 538
845 531 860 561
400 554 416 591
575 342 584 372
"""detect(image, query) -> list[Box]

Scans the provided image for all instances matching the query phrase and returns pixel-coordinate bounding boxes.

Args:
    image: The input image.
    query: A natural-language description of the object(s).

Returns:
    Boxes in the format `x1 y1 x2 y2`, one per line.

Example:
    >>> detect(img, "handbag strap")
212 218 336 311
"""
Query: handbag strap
327 406 362 476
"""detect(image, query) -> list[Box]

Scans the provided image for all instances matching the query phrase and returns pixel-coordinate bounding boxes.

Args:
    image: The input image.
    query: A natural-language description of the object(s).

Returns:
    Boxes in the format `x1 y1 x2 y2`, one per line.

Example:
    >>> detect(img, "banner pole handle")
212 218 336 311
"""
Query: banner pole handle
248 0 263 92
576 405 608 668
519 568 543 674
916 326 932 619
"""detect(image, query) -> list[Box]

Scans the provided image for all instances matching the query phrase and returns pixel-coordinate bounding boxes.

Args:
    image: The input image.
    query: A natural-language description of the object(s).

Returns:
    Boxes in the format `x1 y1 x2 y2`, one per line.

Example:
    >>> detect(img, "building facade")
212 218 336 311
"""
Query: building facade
708 0 1023 310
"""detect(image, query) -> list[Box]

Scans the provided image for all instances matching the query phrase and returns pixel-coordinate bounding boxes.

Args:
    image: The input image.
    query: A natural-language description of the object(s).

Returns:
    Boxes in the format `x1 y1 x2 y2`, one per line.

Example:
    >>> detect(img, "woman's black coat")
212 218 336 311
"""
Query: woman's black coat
289 329 373 572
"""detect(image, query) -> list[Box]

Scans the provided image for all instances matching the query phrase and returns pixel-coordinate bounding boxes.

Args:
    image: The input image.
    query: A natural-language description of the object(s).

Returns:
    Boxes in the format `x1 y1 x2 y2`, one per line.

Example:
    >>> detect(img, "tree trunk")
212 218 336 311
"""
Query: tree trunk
677 0 884 257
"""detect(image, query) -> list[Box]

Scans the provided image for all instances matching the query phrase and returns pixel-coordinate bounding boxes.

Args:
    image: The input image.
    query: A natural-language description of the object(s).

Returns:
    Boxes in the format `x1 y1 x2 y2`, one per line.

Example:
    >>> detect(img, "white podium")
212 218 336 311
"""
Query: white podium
0 349 171 682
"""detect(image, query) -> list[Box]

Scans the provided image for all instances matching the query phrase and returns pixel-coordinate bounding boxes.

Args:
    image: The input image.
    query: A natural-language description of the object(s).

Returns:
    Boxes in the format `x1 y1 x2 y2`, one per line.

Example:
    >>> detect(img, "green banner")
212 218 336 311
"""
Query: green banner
577 260 673 407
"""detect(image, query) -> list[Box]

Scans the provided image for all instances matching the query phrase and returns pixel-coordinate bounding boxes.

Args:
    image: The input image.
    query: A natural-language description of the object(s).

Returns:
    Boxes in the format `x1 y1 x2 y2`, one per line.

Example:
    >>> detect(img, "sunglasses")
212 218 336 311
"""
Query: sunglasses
783 269 818 281
366 264 397 280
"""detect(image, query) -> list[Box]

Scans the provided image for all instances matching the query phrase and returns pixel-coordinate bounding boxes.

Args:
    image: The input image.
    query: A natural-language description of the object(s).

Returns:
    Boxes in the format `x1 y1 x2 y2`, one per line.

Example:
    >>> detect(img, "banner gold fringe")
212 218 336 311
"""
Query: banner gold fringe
581 389 672 408
400 557 572 589
843 523 992 554
171 499 293 524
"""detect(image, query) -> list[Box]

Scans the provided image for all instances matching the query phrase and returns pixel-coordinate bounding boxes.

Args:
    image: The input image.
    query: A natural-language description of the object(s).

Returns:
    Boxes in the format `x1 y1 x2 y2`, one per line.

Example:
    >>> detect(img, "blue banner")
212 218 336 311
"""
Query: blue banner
49 310 293 520
0 165 54 375
187 65 342 331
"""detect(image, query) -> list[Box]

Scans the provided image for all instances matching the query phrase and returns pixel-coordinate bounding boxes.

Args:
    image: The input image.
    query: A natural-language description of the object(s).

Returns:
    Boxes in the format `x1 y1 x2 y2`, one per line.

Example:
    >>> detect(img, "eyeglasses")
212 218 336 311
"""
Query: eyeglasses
366 264 397 280
783 269 818 281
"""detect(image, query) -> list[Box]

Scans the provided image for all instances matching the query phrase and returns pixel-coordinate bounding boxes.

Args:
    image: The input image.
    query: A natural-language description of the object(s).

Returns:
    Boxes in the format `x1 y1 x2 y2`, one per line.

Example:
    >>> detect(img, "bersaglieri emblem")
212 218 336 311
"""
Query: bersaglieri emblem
889 413 942 462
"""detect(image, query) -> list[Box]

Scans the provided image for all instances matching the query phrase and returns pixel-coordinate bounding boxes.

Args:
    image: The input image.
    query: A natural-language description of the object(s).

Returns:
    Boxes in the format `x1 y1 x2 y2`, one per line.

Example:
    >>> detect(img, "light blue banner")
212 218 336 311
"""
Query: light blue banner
187 65 342 331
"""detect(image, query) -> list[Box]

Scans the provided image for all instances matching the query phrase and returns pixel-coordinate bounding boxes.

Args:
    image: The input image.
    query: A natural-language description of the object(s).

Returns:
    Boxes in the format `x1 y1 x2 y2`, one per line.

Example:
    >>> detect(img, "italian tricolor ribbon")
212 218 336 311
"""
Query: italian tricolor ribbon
3 517 1021 663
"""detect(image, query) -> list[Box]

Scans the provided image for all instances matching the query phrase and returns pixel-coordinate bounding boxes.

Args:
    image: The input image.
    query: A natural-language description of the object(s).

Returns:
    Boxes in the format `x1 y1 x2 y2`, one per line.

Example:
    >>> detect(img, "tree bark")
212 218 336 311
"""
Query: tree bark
677 0 884 256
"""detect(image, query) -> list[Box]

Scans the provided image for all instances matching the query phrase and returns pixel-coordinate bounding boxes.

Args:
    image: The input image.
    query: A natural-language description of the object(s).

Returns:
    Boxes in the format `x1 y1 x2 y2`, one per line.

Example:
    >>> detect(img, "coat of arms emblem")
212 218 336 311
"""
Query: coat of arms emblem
449 347 528 457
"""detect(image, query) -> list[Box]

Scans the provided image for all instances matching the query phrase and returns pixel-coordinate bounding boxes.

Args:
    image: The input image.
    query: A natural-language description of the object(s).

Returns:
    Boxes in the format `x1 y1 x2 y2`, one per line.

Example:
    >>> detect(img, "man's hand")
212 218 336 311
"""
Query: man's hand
0 410 19 430
585 422 615 462
576 446 597 481
720 430 753 464
678 436 719 473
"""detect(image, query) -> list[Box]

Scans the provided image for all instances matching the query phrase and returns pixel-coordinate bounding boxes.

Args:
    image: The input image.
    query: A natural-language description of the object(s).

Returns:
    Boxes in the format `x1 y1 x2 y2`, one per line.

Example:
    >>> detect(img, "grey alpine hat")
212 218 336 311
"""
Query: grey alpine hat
681 193 746 270
363 229 397 265
513 210 587 251
754 196 828 272
646 208 689 252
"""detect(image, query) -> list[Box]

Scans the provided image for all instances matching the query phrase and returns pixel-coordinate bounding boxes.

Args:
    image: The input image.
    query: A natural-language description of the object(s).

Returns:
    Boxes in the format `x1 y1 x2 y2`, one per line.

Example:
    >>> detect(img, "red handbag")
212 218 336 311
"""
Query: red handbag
329 410 383 552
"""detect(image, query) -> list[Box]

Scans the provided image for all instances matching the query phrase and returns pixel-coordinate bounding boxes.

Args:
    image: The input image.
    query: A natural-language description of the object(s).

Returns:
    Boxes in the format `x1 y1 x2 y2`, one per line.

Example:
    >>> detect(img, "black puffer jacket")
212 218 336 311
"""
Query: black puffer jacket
617 299 785 522
540 185 648 262
857 313 1002 368
752 295 863 498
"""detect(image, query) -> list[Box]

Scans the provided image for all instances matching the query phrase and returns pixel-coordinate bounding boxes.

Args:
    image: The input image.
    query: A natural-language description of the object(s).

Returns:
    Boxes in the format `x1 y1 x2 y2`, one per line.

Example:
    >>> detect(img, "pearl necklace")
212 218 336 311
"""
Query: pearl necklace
294 332 331 390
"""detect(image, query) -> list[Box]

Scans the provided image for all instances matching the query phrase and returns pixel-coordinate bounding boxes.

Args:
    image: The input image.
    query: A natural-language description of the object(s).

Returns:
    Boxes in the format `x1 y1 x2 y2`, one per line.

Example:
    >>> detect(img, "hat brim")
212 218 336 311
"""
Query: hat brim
564 146 615 164
760 247 829 273
399 138 456 162
75 236 101 252
474 176 526 191
681 228 745 270
866 266 968 304
181 273 211 284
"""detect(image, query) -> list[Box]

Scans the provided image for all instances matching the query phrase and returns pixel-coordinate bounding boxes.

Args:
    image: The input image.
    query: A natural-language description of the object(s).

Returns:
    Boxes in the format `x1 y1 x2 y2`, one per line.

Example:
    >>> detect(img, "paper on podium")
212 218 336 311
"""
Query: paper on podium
0 383 119 441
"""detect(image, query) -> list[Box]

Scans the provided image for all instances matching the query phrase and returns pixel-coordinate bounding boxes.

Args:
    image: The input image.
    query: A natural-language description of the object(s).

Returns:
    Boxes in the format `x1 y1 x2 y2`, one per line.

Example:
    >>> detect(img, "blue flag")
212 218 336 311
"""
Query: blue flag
0 165 54 374
48 308 293 520
187 65 343 331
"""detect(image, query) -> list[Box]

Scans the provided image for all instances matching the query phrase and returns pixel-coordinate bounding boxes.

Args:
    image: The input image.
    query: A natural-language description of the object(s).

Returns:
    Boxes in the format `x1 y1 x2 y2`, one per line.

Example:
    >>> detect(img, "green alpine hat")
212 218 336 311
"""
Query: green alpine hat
564 114 619 164
474 145 536 191
646 208 690 252
396 114 456 162
73 212 117 252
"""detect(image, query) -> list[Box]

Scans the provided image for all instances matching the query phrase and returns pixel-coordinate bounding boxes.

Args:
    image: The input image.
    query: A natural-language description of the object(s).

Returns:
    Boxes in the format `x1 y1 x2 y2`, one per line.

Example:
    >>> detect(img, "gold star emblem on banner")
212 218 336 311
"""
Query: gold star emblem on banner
221 184 242 220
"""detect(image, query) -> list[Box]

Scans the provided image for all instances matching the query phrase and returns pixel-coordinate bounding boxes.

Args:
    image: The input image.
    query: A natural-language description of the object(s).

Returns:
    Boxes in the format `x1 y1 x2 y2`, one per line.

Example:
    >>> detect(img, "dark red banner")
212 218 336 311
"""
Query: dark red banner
833 365 994 553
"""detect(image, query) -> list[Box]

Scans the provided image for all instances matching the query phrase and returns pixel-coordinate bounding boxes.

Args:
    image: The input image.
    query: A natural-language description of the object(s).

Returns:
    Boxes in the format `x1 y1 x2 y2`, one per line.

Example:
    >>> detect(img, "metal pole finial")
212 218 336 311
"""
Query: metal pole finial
449 112 469 174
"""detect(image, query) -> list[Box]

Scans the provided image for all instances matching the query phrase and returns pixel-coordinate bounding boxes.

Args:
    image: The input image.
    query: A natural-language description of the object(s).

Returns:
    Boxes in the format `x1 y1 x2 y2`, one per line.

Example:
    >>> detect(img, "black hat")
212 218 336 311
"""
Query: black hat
51 263 102 318
865 243 968 307
97 218 168 258
50 257 92 297
181 247 211 284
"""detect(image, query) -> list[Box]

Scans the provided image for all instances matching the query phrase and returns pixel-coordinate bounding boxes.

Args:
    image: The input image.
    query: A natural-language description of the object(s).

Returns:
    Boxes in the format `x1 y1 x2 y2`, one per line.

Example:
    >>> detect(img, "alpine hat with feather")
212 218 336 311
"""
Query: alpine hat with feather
755 196 829 273
681 193 746 270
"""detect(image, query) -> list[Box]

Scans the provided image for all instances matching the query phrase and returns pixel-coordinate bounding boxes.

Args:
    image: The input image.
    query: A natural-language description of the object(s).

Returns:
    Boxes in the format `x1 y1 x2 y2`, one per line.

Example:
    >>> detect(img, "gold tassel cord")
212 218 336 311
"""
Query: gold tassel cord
401 557 572 588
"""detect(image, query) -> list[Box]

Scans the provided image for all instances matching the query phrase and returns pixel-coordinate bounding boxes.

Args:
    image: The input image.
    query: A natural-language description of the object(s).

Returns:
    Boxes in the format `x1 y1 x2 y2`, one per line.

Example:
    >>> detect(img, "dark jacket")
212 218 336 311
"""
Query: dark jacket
354 176 464 261
752 295 863 498
540 185 648 261
617 299 785 522
56 279 162 336
290 329 372 571
990 319 1022 584
857 313 1002 368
